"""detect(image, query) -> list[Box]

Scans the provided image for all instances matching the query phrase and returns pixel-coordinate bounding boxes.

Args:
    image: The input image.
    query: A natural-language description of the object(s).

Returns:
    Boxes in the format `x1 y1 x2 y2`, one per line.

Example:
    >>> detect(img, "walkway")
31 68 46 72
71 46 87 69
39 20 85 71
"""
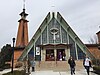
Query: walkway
0 68 97 75
30 69 97 75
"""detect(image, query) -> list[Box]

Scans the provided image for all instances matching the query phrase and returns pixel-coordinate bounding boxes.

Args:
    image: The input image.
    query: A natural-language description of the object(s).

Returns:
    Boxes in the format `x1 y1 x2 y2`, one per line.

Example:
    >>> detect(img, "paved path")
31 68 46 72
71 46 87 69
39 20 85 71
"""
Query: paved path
0 68 97 75
30 69 97 75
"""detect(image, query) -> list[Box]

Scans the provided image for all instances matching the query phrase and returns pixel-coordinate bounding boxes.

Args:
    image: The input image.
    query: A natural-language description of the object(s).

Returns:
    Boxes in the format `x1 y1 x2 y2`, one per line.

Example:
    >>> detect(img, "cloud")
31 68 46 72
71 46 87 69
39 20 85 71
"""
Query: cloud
0 0 100 48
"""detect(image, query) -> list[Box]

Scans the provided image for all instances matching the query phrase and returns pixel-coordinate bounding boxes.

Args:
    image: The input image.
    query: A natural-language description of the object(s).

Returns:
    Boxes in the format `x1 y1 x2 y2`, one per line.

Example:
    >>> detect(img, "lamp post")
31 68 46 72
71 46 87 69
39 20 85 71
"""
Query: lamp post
11 38 15 73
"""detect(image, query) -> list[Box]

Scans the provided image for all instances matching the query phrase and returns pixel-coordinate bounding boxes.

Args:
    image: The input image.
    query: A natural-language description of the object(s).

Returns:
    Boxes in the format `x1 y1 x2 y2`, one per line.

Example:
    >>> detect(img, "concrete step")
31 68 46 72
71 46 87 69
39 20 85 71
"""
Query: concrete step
35 60 84 71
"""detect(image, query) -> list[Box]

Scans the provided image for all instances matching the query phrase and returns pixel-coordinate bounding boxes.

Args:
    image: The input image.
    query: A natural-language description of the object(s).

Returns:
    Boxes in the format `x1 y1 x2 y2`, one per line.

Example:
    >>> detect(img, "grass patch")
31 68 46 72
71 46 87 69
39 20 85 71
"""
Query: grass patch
3 70 26 75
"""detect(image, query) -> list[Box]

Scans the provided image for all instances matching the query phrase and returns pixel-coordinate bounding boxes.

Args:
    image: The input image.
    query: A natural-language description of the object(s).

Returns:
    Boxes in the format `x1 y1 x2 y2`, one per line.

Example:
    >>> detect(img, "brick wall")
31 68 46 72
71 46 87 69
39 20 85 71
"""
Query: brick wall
87 46 100 59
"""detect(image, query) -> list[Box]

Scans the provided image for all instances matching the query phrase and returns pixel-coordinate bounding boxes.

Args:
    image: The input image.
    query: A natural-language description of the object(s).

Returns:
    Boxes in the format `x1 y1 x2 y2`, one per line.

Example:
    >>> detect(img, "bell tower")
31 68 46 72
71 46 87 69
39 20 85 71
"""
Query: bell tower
14 0 29 67
16 4 29 47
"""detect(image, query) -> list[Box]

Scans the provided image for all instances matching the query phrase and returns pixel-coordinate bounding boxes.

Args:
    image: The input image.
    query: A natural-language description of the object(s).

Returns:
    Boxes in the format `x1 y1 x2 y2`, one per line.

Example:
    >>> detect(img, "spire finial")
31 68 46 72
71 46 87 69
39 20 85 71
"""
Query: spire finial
99 26 100 29
51 6 55 11
23 0 25 9
51 0 55 12
19 0 28 20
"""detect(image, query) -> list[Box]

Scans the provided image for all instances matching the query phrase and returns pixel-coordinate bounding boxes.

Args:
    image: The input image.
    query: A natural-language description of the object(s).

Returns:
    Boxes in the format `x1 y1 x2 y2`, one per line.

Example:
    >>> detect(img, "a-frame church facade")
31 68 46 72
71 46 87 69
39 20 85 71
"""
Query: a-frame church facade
18 12 95 62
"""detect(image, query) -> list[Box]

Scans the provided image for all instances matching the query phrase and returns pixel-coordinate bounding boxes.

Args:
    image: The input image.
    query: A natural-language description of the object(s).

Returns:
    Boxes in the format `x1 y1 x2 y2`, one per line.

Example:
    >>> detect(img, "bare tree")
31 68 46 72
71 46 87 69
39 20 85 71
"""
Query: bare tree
88 35 98 44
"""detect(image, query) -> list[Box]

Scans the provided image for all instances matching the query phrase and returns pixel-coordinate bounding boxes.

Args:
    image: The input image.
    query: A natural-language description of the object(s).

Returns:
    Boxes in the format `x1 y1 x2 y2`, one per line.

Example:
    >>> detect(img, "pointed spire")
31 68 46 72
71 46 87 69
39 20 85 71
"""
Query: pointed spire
16 0 29 47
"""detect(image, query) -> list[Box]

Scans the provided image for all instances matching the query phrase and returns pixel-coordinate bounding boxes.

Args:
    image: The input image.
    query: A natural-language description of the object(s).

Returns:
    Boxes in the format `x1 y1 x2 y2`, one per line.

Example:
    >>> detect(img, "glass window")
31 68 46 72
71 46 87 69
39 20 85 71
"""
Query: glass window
69 35 76 59
77 45 85 59
61 26 68 43
46 49 54 61
42 27 47 44
57 49 66 61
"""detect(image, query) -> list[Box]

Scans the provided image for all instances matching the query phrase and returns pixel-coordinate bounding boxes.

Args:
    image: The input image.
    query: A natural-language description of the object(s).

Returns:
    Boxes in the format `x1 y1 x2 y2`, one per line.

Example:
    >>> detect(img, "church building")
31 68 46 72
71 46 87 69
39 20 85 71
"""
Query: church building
18 12 96 62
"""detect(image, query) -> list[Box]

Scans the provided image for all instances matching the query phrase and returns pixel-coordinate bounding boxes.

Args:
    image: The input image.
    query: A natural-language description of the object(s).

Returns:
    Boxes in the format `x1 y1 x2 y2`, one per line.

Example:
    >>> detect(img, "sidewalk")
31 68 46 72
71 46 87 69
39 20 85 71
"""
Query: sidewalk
30 69 97 75
0 68 97 75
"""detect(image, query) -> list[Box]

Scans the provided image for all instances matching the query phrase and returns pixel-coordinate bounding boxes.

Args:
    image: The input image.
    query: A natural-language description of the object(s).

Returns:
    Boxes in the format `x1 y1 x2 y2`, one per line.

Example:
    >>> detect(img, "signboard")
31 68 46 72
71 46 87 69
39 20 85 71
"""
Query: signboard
36 47 40 55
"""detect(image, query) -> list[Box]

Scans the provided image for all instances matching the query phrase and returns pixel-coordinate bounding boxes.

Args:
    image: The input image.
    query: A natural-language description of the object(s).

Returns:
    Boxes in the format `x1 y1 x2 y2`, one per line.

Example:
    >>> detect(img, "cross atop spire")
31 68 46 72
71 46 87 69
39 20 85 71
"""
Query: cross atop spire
19 0 28 20
23 0 25 9
99 26 100 30
51 0 55 12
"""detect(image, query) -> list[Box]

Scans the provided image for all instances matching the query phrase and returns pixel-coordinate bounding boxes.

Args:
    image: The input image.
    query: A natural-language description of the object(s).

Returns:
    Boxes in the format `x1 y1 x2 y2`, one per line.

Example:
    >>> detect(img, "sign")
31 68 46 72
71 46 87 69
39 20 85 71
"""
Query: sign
36 47 40 55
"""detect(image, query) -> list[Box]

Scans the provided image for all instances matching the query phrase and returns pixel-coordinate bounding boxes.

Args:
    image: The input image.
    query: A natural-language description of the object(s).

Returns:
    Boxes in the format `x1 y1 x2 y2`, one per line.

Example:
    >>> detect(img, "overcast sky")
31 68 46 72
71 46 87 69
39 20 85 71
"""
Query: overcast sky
0 0 100 48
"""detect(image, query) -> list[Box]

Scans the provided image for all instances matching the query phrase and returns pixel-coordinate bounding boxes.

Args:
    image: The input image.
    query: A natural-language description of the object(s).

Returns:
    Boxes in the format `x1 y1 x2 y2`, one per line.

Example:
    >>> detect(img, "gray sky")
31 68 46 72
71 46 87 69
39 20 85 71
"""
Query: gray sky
0 0 100 48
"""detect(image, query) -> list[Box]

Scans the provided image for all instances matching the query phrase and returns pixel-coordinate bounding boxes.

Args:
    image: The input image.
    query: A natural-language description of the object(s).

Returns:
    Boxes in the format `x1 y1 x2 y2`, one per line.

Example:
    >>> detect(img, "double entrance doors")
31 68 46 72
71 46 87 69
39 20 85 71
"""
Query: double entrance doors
46 49 66 61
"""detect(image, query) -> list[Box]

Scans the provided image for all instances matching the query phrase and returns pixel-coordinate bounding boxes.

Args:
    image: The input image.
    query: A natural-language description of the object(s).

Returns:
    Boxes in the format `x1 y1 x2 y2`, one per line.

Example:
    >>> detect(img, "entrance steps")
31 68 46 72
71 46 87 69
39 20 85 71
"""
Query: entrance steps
35 60 84 71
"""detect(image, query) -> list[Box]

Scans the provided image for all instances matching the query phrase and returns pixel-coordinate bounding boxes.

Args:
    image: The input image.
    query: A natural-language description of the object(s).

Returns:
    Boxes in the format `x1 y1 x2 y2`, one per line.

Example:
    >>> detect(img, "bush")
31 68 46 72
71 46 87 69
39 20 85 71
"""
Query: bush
93 66 100 74
3 64 10 69
3 70 27 75
15 62 23 68
0 68 4 71
92 59 100 66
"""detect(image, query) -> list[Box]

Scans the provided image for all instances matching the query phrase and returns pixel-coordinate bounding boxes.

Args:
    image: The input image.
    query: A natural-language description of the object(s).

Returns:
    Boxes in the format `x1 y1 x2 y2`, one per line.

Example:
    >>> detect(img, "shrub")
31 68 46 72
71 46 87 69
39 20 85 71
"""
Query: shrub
3 70 27 75
15 62 23 68
3 64 10 69
92 59 100 66
93 66 100 74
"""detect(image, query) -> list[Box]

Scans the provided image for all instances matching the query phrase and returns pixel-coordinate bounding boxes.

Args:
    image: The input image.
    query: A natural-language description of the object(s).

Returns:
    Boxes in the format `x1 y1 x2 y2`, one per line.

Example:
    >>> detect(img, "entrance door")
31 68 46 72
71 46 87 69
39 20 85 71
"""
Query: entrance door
57 49 66 61
46 49 55 61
